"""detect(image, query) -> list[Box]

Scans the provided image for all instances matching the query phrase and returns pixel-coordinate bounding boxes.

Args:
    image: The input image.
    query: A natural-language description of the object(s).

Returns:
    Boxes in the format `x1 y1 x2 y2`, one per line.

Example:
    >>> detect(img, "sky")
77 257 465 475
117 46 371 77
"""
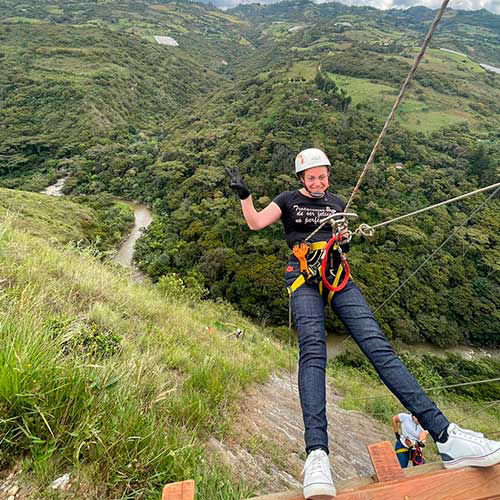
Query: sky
324 0 500 14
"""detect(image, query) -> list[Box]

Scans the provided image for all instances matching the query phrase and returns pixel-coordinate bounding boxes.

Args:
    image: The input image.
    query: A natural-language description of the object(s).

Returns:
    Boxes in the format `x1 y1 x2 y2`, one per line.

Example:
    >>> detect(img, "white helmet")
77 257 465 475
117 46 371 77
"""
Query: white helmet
295 148 331 174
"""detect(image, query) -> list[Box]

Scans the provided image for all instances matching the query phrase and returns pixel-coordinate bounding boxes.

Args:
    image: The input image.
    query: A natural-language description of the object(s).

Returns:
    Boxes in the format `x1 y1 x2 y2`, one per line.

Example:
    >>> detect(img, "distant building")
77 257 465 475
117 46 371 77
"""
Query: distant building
153 36 179 47
395 162 404 170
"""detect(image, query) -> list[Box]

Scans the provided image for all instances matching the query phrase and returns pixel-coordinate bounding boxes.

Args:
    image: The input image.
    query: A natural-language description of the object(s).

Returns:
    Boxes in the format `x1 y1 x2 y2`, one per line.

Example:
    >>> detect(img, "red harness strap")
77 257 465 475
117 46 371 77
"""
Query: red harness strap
321 234 350 293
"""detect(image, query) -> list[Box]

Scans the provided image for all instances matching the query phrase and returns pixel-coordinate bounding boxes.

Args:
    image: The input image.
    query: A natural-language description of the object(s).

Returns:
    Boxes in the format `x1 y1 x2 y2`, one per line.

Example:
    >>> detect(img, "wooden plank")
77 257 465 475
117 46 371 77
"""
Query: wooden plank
367 441 405 482
162 480 195 500
337 463 500 499
244 472 376 499
403 461 443 478
247 463 500 500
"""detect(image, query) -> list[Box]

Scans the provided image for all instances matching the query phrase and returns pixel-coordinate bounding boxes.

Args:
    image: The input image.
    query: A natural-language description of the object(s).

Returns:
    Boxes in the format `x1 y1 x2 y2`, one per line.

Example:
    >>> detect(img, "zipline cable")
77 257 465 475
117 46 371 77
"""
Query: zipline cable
372 185 500 315
337 185 499 351
345 0 450 211
456 400 500 425
348 399 500 417
342 376 500 401
354 181 500 237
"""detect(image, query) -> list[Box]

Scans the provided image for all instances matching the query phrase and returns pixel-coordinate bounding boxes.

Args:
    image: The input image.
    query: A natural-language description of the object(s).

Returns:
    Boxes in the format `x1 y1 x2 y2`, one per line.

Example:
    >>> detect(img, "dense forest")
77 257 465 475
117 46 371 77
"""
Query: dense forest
1 0 499 347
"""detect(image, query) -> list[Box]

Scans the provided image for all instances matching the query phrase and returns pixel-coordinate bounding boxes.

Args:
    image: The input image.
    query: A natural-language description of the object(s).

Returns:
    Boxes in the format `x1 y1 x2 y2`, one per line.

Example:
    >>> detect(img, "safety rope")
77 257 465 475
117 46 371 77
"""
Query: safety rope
348 399 500 418
354 181 500 237
288 297 294 392
455 400 500 425
336 185 499 352
372 185 499 315
345 0 450 211
343 376 500 401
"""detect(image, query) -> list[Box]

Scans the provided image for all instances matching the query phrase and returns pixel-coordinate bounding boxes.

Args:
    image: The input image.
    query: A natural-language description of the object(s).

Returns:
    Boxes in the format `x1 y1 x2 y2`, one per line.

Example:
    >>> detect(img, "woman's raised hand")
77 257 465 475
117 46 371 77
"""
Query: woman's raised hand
225 167 250 200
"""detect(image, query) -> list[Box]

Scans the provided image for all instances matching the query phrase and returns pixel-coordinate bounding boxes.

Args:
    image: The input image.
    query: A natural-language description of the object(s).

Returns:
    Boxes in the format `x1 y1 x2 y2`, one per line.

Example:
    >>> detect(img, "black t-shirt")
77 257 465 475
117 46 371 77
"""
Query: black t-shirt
273 190 346 249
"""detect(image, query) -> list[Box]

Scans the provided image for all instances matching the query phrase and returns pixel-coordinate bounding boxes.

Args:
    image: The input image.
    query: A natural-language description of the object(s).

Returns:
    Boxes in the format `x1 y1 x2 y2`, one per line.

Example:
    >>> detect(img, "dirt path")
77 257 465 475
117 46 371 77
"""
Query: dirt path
210 371 390 496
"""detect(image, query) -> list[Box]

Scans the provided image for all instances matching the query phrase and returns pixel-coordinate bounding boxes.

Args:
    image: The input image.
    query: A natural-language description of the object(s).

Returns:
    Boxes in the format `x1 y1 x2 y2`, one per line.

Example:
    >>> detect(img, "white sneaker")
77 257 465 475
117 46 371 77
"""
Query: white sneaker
437 423 500 469
302 449 336 499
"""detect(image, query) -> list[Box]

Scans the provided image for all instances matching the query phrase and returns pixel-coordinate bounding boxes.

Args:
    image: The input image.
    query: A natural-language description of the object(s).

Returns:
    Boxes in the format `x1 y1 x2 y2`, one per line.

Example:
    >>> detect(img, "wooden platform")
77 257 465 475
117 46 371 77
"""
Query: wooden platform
162 441 500 500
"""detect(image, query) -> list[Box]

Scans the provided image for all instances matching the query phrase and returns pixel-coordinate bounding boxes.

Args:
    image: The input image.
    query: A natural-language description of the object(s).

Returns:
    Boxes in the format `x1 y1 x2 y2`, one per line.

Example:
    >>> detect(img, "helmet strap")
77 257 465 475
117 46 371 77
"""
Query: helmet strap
307 188 325 198
300 177 326 198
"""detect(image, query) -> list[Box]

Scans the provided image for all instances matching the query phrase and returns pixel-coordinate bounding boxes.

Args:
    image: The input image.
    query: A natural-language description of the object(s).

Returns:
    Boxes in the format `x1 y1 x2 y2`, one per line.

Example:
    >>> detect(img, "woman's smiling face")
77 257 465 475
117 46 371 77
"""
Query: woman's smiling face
301 166 329 195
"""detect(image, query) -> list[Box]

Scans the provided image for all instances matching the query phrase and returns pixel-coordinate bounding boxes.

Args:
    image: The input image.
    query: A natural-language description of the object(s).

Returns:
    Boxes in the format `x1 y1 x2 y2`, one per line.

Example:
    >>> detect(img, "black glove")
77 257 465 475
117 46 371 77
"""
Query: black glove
225 167 250 200
395 432 401 441
417 440 425 448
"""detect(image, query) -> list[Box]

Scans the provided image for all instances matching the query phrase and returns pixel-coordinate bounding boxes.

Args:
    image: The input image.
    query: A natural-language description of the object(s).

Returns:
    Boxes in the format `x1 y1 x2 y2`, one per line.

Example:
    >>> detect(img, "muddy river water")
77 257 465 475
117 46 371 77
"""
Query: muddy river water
42 178 153 269
113 201 152 268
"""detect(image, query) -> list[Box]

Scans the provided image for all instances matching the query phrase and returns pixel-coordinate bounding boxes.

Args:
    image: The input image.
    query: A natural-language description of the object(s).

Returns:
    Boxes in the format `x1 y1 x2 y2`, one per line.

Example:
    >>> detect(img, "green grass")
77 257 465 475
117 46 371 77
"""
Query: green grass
327 73 396 105
423 48 485 75
0 190 289 499
0 188 134 251
2 16 43 24
400 109 471 133
286 61 318 80
323 72 478 133
0 188 99 244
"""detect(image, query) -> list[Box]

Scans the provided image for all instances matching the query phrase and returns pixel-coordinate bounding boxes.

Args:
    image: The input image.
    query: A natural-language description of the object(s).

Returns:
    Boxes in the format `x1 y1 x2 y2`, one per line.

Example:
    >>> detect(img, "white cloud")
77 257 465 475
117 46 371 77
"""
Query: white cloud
326 0 499 14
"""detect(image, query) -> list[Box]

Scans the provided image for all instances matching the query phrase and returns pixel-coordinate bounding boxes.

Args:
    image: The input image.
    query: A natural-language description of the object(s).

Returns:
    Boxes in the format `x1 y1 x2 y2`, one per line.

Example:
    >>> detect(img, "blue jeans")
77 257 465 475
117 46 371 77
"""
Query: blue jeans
394 439 411 468
285 258 449 455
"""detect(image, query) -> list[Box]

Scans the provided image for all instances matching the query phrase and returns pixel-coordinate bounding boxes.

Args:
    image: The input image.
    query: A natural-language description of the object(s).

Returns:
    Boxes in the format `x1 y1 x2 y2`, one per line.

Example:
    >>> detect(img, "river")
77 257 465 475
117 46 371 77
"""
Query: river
326 332 500 361
42 178 153 270
113 201 152 268
42 177 66 196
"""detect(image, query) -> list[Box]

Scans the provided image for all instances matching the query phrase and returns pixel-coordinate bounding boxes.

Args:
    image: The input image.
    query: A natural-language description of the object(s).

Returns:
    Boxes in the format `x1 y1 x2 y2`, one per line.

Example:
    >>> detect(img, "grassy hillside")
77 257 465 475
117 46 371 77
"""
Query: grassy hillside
234 1 499 134
0 187 134 249
0 189 288 498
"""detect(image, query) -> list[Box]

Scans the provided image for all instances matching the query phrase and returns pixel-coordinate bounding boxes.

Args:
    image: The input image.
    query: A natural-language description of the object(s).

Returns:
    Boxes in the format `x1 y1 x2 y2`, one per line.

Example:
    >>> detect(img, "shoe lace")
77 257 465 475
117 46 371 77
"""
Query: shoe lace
451 425 485 443
456 425 484 438
303 452 326 477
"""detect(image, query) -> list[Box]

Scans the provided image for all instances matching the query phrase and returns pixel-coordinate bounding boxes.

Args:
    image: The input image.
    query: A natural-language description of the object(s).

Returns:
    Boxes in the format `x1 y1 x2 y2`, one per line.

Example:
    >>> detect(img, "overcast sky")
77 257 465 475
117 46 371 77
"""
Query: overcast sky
328 0 499 14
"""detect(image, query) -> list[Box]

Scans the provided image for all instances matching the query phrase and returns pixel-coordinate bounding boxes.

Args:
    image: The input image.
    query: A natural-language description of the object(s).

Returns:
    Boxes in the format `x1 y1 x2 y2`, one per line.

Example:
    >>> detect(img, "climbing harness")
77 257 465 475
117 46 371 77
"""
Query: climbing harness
411 444 425 466
287 212 358 303
286 213 357 390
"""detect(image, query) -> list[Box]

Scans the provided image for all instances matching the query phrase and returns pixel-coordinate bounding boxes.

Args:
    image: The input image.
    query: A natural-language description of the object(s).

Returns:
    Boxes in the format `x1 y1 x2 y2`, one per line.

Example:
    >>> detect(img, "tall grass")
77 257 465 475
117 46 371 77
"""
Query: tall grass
0 213 288 498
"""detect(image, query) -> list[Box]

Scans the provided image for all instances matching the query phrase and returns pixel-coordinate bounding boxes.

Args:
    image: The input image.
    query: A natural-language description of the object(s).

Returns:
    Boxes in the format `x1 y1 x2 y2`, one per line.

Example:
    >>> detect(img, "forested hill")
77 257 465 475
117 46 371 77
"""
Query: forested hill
1 0 499 347
0 0 253 190
233 1 500 67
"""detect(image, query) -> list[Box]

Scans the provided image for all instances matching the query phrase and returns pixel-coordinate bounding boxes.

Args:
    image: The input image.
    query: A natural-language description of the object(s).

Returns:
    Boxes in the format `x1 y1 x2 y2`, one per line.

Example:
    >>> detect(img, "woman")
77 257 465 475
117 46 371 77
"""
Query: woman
226 147 500 500
393 413 428 468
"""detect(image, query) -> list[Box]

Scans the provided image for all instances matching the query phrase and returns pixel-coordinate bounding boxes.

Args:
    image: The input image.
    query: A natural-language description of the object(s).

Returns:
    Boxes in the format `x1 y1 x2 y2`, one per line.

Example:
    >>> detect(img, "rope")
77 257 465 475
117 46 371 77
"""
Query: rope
349 399 500 417
354 181 500 237
337 185 499 351
455 400 500 425
342 376 500 401
372 185 499 315
288 297 294 392
345 0 450 211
